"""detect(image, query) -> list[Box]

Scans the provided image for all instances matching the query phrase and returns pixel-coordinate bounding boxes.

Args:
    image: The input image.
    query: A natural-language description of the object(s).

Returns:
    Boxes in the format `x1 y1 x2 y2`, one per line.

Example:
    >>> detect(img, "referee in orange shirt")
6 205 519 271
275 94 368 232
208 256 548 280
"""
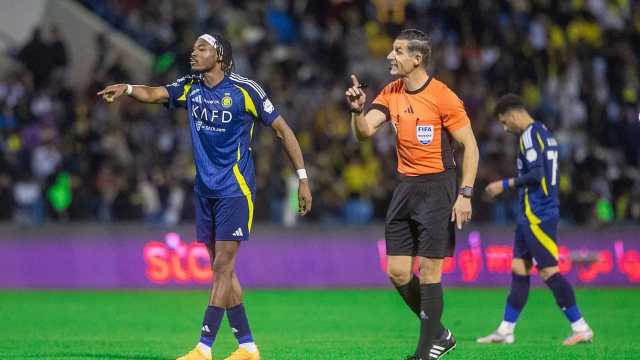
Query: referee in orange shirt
345 29 479 360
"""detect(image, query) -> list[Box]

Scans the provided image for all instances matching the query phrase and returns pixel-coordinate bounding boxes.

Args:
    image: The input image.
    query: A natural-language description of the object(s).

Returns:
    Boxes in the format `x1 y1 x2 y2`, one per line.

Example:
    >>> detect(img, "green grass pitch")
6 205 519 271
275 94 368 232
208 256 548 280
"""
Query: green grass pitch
1 288 638 359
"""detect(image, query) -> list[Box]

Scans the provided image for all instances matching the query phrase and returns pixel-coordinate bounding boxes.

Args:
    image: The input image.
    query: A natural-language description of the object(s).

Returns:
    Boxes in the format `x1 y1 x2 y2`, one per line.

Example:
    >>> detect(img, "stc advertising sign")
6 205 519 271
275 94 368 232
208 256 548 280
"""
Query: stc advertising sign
141 230 640 287
376 232 640 285
1 227 638 288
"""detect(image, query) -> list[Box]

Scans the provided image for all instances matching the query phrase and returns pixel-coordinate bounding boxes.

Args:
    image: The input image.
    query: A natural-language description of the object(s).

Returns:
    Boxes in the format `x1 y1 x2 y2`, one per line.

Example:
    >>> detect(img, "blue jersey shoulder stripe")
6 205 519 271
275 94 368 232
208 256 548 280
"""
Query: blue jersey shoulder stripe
230 73 266 98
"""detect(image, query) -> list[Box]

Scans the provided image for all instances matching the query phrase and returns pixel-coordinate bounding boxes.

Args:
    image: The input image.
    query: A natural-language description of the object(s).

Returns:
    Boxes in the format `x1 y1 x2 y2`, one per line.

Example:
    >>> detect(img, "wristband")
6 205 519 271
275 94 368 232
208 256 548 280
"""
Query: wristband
502 178 510 190
350 108 363 114
125 84 133 95
296 169 308 180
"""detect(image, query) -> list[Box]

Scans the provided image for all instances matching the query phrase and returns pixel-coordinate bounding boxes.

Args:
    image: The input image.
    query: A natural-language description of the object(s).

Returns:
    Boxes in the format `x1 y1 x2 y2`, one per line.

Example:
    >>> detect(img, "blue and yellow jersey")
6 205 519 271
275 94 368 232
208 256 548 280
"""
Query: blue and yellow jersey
516 122 560 225
165 73 279 198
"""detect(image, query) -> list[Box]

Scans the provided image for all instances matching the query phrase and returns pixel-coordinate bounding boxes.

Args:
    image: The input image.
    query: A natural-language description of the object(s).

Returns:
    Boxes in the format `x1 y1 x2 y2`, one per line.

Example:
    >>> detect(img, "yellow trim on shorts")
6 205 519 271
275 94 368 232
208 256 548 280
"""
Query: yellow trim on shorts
232 143 254 232
529 223 559 260
234 85 258 118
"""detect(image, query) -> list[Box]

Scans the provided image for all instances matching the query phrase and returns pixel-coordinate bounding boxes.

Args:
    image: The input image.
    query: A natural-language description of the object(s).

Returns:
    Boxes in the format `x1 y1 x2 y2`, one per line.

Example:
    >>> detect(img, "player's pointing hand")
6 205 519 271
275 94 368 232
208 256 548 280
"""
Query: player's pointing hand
97 84 128 103
345 74 366 113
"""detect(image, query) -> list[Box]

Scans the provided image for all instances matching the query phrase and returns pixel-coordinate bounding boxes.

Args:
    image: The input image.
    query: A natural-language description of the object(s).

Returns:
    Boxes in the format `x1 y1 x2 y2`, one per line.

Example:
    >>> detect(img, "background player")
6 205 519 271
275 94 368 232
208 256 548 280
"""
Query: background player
346 29 479 359
479 94 593 345
98 33 312 360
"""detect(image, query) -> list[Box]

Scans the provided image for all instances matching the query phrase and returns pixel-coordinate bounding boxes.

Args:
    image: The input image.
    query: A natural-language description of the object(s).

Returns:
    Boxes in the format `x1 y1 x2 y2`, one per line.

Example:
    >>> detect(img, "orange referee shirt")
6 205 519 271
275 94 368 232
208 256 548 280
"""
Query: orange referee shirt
371 76 470 176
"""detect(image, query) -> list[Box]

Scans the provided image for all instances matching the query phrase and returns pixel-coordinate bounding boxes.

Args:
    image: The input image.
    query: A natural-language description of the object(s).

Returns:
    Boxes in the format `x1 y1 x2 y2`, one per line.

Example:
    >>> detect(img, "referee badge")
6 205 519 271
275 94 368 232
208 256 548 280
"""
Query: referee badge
416 125 434 145
221 94 233 108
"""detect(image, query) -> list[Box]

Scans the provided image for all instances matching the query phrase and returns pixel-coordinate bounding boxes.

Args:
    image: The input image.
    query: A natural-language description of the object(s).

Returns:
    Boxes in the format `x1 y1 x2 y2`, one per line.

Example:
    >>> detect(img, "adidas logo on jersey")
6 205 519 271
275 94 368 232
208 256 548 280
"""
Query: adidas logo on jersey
233 228 244 237
404 105 414 114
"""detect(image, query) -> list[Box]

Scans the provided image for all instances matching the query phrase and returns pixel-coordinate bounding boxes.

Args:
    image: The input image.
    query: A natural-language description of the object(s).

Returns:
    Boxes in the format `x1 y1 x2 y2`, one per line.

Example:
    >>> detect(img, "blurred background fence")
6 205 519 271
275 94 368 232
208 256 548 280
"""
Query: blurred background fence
0 0 639 227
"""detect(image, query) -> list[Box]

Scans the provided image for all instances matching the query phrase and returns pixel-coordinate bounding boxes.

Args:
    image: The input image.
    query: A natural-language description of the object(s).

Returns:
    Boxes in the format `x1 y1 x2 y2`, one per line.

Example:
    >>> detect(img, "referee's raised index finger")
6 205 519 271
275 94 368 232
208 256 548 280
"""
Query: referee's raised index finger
350 74 360 87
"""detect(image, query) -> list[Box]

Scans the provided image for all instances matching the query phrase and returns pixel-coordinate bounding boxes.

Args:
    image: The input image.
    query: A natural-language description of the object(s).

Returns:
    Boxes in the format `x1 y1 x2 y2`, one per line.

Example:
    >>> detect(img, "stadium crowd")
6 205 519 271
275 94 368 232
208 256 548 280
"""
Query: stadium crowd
1 0 639 226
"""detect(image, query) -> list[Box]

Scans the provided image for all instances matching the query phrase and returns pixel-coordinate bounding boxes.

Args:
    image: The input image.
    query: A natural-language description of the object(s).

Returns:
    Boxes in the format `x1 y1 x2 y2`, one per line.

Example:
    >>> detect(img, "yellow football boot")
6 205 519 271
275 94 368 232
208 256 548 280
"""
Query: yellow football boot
223 347 260 360
176 346 212 360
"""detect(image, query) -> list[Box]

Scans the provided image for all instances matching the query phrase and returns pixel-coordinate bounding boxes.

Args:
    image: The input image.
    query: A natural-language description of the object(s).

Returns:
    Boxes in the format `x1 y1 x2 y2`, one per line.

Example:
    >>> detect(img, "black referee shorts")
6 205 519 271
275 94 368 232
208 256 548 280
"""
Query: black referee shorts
384 170 457 258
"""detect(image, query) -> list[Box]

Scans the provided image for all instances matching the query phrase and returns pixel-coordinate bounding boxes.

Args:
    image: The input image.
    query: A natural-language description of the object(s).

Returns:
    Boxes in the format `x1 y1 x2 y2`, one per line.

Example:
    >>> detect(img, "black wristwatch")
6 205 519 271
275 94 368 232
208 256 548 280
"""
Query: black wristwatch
459 186 474 198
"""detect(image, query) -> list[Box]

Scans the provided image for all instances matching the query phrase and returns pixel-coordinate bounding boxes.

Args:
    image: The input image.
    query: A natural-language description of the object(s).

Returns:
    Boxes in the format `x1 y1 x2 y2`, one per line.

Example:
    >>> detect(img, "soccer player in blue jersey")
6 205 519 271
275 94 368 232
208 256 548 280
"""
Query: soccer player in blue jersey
478 94 593 345
98 33 312 360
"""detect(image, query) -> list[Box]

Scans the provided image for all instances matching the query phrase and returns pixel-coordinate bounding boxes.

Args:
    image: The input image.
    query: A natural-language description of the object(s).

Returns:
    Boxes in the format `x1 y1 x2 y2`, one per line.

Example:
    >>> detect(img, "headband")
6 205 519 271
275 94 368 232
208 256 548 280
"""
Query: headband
198 34 223 56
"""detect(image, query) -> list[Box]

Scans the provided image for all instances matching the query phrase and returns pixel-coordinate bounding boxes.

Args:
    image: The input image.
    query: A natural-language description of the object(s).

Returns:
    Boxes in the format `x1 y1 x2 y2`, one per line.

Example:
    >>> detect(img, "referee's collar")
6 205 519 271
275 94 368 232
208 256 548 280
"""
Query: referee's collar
405 75 433 95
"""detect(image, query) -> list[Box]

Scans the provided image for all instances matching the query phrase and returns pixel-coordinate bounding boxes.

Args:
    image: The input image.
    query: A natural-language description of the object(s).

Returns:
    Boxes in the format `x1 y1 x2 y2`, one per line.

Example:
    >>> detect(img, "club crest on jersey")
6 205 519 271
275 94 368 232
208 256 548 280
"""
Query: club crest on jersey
221 94 233 108
416 125 434 145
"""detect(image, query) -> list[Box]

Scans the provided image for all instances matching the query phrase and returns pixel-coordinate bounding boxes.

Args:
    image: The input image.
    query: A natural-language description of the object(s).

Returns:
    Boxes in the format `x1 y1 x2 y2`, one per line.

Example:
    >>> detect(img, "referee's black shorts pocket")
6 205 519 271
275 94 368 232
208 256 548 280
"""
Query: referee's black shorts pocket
385 183 416 256
414 173 456 258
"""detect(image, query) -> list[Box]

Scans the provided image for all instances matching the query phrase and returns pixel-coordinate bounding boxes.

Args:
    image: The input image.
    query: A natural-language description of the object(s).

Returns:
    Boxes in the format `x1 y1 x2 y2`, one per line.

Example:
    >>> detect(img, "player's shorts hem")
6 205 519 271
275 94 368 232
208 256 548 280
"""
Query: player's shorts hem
386 250 415 257
195 236 250 243
385 250 451 259
417 252 452 259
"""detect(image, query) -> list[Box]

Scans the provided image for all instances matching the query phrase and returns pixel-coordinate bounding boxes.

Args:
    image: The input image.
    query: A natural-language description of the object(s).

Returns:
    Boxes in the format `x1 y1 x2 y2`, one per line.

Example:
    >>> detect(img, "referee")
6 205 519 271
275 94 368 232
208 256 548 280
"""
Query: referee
345 29 479 360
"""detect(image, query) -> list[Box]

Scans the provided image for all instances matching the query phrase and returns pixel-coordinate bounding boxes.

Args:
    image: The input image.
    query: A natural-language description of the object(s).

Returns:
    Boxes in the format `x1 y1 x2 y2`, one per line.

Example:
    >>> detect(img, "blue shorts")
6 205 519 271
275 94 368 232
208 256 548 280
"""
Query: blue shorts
195 194 253 243
514 219 559 269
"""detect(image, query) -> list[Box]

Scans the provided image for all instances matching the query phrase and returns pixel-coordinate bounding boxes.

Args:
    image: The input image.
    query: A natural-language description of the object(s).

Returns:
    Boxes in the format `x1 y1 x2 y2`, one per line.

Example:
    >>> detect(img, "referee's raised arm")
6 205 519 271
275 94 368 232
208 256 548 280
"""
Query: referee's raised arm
345 74 387 141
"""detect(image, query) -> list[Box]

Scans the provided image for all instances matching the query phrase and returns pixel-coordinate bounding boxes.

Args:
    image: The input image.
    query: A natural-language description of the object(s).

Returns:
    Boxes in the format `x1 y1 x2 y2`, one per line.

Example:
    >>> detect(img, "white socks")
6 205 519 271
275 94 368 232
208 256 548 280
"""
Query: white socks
571 318 590 332
197 342 211 354
498 320 516 334
239 342 258 353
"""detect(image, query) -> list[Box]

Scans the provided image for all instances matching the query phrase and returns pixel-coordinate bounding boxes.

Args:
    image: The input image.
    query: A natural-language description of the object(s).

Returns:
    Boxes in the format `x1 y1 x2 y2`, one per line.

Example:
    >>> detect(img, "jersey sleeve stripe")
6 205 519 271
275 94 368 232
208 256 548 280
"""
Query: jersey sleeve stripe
230 73 266 98
523 128 533 148
231 76 266 98
177 80 194 101
370 103 390 121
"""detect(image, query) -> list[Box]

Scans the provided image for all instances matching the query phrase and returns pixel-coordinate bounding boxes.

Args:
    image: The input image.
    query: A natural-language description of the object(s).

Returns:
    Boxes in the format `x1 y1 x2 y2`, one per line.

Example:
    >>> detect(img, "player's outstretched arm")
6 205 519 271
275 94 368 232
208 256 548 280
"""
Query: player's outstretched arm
97 84 169 104
271 116 312 216
485 163 544 198
345 74 386 141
